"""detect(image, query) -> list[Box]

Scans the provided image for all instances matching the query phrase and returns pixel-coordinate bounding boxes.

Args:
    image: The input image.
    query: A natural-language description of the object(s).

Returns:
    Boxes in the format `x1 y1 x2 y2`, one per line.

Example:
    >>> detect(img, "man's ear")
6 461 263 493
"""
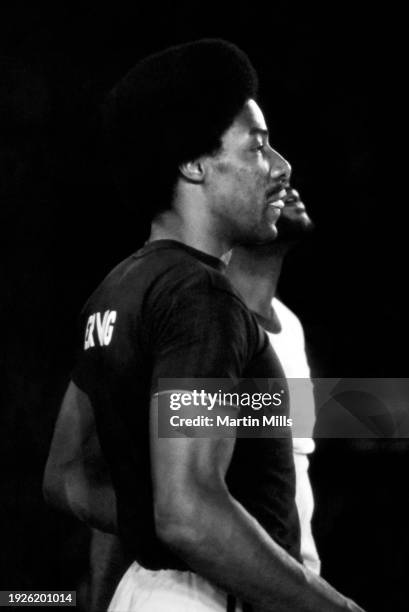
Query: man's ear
179 159 206 183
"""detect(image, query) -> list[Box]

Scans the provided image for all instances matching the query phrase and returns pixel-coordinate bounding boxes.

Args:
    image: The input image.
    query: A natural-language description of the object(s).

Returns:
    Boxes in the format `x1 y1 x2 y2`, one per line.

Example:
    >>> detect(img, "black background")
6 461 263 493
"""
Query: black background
0 3 406 611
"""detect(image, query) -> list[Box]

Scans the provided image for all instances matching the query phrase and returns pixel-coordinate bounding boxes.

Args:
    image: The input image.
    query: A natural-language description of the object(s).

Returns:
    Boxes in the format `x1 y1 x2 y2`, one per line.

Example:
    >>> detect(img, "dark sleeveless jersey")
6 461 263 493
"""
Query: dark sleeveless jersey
72 240 300 569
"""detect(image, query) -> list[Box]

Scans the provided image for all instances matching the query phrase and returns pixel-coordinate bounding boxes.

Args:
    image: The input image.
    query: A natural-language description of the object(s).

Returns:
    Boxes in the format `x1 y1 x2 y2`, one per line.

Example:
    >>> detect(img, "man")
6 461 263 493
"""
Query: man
227 187 320 575
44 40 363 611
44 189 321 610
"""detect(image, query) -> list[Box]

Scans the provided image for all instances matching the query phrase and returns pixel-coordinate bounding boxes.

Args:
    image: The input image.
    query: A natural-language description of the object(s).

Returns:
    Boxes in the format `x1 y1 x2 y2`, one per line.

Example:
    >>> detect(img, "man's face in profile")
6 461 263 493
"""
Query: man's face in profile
204 99 291 245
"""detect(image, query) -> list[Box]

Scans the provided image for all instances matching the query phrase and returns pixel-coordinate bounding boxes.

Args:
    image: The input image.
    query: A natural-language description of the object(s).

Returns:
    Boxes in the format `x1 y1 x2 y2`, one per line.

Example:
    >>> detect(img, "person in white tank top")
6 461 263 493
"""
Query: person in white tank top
227 187 320 575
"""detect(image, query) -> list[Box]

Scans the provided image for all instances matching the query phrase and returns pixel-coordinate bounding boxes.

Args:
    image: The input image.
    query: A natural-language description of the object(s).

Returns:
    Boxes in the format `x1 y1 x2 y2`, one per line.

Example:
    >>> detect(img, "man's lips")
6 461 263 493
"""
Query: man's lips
283 190 306 211
266 188 287 208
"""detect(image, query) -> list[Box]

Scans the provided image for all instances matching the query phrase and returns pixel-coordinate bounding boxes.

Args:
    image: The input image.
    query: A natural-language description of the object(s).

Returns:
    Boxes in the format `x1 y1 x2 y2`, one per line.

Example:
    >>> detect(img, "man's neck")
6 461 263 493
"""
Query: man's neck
227 247 287 319
148 198 232 259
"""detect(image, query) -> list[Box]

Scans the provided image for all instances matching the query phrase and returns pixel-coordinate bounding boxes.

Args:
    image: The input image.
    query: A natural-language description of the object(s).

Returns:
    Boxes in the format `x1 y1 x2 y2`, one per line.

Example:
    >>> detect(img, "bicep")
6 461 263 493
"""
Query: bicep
149 393 235 522
146 279 249 528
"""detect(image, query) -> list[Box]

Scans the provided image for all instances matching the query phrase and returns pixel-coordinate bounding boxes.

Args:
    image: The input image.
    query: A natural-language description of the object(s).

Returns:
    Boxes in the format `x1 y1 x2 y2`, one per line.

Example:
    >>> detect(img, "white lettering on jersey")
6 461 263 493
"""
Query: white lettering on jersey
84 310 117 350
84 314 96 349
104 310 117 345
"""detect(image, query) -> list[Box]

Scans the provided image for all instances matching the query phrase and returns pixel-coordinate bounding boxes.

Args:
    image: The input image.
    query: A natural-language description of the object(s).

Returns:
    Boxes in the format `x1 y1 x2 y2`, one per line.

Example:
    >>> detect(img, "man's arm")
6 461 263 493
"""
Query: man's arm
150 393 364 612
293 451 321 575
43 381 117 533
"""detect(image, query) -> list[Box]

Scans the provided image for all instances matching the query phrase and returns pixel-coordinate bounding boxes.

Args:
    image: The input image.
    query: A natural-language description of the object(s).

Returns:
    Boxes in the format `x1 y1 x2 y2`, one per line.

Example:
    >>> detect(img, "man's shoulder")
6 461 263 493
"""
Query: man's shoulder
80 241 253 333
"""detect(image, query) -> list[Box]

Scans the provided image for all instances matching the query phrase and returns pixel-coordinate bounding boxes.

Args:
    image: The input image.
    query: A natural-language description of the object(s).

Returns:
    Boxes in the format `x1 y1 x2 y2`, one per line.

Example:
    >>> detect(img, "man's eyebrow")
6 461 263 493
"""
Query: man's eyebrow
249 127 269 137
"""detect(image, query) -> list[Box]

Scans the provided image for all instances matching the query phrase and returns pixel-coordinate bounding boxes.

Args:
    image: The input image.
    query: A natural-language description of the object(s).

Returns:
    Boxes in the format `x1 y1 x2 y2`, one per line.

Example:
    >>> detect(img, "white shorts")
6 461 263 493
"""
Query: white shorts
108 562 245 611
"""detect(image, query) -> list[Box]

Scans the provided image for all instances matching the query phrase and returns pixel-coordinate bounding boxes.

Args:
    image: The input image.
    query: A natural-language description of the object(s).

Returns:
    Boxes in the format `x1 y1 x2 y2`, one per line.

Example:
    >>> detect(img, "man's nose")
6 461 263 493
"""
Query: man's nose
269 149 292 183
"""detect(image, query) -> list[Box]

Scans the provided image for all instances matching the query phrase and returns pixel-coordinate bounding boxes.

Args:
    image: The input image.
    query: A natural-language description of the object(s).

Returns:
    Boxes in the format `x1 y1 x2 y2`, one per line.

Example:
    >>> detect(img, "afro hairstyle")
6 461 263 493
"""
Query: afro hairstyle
102 39 258 219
